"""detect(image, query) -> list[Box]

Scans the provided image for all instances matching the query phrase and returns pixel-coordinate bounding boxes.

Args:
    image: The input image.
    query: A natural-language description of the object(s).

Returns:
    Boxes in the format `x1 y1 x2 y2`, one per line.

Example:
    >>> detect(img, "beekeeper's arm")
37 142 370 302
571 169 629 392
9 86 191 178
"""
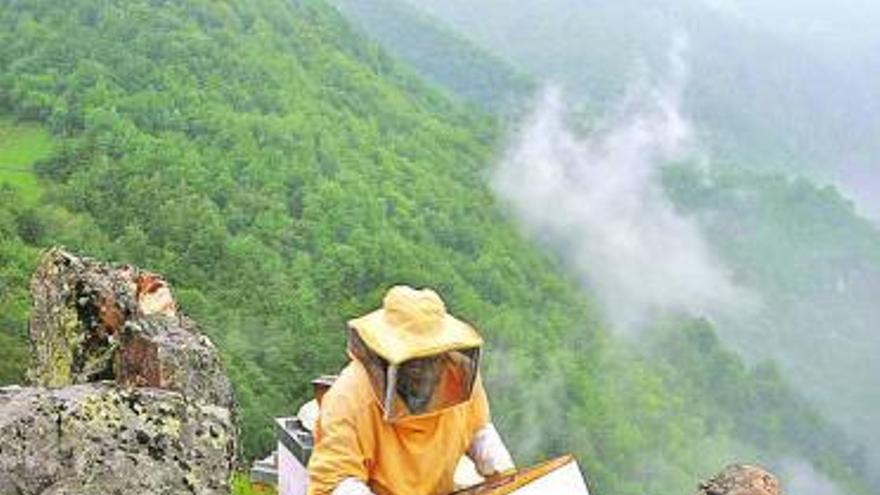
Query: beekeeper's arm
468 423 515 477
307 389 375 495
466 378 515 477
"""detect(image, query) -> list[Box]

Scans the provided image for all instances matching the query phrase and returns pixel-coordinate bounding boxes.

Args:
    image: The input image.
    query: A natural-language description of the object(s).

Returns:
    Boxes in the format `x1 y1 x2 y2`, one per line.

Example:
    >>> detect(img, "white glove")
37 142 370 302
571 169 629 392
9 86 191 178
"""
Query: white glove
467 423 515 477
332 478 375 495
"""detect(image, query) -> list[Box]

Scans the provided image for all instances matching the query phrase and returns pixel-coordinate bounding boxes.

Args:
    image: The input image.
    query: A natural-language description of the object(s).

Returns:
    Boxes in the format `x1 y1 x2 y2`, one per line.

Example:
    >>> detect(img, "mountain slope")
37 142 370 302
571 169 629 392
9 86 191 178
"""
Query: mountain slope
664 164 880 485
327 0 533 112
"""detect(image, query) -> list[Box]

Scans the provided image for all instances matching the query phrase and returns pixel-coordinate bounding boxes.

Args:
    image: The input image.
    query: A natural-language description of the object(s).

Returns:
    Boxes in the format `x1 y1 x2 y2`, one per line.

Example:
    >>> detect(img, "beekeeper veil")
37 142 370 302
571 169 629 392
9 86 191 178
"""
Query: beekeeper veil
347 285 483 421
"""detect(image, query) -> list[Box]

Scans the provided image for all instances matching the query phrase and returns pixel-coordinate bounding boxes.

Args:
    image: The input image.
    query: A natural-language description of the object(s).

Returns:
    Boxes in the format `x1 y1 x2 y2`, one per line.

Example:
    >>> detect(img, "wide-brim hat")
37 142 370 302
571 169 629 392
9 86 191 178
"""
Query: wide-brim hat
348 285 483 365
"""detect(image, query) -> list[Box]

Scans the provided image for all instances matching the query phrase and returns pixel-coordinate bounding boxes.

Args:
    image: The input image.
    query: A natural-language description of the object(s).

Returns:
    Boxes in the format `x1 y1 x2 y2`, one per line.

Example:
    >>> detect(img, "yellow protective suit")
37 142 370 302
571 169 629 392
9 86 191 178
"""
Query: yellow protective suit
306 357 490 495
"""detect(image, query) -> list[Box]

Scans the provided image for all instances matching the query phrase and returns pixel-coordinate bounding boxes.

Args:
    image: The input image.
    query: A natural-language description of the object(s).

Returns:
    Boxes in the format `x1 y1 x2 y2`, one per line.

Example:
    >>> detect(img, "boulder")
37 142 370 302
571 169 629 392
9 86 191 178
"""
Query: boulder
697 464 781 495
27 248 234 410
0 384 235 495
1 248 239 495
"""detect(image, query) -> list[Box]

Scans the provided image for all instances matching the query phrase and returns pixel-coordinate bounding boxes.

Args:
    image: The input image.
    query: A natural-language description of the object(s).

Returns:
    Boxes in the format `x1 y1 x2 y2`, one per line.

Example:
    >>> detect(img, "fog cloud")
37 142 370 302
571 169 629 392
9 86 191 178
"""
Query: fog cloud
492 37 753 329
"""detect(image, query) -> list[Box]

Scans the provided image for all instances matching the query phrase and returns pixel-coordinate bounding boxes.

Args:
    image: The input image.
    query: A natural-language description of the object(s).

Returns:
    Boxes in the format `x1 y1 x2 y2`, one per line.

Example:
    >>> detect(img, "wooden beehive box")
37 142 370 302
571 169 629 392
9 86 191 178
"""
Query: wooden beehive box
451 455 590 495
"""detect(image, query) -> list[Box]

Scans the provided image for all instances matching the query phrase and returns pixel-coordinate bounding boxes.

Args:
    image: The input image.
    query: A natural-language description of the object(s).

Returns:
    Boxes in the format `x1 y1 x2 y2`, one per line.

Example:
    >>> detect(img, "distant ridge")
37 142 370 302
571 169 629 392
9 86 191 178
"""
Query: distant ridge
327 0 534 112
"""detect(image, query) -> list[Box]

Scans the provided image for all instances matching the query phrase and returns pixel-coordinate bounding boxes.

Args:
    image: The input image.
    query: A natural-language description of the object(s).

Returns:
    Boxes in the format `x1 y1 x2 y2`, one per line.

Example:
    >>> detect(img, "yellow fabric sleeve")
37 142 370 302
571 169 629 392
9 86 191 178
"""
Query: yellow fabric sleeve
307 379 373 495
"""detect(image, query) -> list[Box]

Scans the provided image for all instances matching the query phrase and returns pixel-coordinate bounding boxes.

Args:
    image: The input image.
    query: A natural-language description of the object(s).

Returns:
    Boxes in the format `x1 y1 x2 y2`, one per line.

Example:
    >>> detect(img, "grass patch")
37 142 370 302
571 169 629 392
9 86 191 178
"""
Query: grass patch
231 472 277 495
0 117 54 203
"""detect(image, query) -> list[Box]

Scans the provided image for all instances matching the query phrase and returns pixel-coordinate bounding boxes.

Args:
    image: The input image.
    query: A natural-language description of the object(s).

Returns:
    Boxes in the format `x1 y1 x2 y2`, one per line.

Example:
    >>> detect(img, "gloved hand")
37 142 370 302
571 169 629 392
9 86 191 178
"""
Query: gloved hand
467 423 515 477
332 478 375 495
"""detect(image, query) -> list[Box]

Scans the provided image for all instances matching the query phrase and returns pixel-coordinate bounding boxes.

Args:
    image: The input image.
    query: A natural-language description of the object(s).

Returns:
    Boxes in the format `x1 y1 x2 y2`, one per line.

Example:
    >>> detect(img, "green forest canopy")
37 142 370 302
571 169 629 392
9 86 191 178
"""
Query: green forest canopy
326 0 533 113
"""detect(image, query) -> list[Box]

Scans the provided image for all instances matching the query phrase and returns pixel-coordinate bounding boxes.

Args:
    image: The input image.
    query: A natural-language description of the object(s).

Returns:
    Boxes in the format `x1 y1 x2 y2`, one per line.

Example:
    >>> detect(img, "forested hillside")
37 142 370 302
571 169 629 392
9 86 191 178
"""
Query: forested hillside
664 164 880 485
327 0 533 112
0 1 872 494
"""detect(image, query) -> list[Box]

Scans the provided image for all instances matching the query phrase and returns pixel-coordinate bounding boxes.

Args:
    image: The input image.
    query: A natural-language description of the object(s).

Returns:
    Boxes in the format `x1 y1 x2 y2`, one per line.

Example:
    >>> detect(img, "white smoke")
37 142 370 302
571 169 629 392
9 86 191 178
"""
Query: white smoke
492 35 753 329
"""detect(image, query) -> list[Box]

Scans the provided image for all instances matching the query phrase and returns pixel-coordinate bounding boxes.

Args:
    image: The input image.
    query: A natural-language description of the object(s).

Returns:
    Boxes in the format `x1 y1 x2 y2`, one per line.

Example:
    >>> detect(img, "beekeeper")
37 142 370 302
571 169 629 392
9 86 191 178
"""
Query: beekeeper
307 285 515 495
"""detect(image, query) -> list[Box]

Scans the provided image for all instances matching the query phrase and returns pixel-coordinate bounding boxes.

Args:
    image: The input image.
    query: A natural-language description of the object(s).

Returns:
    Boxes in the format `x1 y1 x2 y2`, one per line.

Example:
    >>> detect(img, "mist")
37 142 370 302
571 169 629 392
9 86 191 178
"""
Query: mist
408 0 880 218
488 32 867 494
777 459 843 495
492 38 751 329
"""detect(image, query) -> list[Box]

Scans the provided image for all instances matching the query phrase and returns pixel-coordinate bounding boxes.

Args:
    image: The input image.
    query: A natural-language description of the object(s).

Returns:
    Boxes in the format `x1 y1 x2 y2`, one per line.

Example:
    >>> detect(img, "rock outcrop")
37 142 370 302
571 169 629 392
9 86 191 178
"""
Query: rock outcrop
27 248 233 410
697 464 781 495
0 384 235 495
0 248 237 495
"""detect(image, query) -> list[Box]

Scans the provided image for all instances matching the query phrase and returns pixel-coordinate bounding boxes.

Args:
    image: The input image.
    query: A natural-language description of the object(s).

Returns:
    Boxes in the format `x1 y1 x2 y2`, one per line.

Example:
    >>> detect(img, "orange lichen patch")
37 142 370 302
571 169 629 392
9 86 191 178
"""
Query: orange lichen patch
96 292 124 337
136 273 177 318
136 273 165 295
115 333 162 388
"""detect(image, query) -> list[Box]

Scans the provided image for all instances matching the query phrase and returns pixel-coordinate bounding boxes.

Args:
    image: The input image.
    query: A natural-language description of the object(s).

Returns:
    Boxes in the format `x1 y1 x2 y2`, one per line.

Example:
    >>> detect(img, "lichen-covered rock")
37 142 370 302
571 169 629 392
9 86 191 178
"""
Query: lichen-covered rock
113 315 235 410
8 248 240 494
0 383 235 495
697 464 781 495
27 248 234 410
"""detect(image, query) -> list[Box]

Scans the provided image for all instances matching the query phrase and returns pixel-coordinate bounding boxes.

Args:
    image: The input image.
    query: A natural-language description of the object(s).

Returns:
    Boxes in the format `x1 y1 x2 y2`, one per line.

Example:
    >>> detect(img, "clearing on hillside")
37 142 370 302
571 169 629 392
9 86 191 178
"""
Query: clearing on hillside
0 117 53 202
